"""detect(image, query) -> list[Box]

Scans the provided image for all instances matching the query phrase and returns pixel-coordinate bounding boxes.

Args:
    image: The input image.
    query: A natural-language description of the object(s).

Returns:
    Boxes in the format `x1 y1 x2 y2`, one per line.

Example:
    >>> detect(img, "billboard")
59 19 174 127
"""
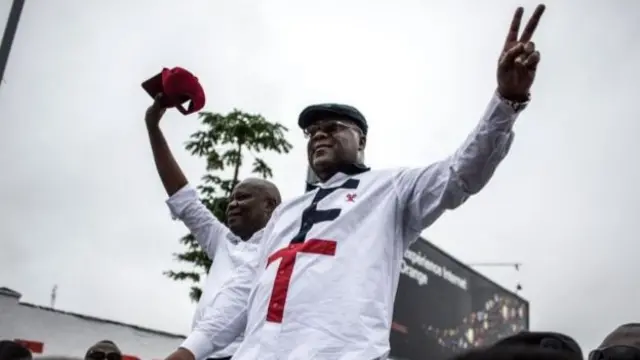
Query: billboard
389 237 529 360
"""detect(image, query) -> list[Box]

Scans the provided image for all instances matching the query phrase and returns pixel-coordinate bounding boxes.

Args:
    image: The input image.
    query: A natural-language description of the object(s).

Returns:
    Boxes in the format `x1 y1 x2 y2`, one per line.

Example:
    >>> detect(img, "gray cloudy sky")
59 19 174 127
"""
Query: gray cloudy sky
1 0 639 353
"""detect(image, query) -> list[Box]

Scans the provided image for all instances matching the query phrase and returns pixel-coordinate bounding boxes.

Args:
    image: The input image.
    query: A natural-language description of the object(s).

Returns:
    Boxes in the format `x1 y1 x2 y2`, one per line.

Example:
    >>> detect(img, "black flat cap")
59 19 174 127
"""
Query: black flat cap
298 103 368 135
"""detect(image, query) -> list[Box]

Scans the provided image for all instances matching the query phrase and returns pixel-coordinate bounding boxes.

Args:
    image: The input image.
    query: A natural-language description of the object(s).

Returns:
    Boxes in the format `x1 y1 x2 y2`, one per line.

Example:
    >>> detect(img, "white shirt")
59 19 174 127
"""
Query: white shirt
167 185 262 359
182 92 522 360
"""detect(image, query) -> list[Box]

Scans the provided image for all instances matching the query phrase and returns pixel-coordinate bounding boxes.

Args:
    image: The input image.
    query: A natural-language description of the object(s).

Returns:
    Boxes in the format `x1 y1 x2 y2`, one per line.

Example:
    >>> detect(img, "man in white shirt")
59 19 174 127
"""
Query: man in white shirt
145 95 281 360
166 4 546 360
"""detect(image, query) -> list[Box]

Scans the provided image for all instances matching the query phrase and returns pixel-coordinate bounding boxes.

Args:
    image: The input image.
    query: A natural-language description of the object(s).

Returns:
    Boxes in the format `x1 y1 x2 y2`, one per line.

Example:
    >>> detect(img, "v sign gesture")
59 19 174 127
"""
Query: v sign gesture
497 4 546 102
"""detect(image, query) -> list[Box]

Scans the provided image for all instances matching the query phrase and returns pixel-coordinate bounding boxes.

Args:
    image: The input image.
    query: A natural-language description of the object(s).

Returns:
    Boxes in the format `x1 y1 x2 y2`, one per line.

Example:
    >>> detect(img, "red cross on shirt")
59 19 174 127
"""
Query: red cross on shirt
265 239 337 323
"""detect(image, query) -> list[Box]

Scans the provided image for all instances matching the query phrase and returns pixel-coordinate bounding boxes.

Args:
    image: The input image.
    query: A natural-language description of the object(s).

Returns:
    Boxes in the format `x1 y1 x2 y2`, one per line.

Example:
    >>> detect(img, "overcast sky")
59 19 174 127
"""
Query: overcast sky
0 0 638 353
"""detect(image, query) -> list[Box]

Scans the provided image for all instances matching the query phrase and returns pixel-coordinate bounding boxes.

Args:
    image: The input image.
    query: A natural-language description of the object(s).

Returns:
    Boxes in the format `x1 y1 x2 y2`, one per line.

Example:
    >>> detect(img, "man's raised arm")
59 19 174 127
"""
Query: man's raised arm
145 95 225 258
393 93 520 240
392 5 545 243
145 94 188 197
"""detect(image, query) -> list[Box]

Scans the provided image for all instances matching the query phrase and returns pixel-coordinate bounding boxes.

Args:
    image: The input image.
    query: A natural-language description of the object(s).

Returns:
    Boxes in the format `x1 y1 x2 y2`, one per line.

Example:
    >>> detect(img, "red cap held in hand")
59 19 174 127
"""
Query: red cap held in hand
141 67 206 115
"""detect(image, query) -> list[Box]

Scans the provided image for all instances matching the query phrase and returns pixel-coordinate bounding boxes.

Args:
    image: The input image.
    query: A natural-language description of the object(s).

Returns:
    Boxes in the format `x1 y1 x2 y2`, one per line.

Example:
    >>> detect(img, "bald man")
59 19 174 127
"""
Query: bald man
144 95 281 360
84 341 121 360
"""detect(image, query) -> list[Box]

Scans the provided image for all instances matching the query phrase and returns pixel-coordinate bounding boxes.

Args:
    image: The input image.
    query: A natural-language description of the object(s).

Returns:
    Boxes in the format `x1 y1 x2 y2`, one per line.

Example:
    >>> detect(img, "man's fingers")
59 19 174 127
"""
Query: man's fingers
146 93 167 121
524 41 535 54
515 42 535 63
522 51 541 70
519 4 546 43
151 94 168 111
504 7 524 49
500 43 525 67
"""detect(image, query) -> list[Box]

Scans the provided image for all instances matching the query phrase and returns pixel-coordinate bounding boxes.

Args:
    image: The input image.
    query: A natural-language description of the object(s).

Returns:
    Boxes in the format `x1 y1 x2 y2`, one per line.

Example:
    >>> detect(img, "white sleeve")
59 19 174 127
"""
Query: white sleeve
179 213 276 360
166 184 229 259
393 92 520 243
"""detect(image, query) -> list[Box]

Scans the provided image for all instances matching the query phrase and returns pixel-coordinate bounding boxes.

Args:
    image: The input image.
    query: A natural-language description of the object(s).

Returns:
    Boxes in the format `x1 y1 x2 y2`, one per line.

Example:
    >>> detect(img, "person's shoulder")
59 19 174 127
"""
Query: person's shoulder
360 167 409 177
271 194 302 215
354 167 408 184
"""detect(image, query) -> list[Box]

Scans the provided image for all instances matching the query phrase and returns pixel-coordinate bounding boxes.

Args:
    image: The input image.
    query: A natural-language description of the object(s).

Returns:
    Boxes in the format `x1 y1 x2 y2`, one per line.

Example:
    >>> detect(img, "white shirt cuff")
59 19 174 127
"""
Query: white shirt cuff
166 184 199 220
493 91 529 115
180 331 215 360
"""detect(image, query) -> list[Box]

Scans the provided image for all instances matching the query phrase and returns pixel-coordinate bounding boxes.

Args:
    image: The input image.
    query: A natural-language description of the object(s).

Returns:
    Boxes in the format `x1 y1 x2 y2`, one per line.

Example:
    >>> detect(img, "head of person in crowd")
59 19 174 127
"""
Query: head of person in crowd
298 103 368 182
449 345 575 360
226 178 281 240
589 323 640 360
0 341 32 360
491 331 583 360
83 341 121 360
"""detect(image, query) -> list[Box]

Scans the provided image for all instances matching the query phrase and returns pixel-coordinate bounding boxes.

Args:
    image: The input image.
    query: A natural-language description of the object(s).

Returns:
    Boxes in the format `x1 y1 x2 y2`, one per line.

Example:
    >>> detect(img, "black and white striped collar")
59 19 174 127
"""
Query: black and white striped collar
306 163 370 192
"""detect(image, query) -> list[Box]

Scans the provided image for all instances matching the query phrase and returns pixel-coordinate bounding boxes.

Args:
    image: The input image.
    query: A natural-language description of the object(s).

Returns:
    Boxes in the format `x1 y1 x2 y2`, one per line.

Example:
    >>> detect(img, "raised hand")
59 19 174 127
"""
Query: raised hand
497 4 546 102
145 94 168 127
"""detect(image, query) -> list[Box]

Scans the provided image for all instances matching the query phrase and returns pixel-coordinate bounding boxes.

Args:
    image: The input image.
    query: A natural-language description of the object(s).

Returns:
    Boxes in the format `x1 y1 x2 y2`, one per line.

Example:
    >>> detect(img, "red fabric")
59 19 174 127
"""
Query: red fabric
265 239 337 323
13 339 44 354
160 67 206 115
141 67 206 115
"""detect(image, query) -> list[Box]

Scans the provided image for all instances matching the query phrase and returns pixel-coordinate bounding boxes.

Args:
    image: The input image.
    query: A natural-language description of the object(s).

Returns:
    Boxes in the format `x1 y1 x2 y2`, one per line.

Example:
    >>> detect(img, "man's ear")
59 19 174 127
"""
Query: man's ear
264 198 277 214
358 135 366 151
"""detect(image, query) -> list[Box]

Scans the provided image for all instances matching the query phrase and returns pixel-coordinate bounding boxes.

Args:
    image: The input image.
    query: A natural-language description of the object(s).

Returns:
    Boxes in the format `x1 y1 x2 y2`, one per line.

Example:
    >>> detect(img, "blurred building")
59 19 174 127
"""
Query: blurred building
0 287 183 360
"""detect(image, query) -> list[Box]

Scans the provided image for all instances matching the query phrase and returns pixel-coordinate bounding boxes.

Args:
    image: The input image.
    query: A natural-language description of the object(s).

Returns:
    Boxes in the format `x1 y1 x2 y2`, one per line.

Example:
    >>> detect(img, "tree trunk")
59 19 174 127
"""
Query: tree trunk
231 142 242 190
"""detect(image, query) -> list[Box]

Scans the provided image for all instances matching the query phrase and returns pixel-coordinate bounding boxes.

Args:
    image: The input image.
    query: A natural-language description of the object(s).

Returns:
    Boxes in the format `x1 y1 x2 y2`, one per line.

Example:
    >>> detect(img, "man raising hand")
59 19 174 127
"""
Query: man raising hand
168 5 546 360
145 95 281 360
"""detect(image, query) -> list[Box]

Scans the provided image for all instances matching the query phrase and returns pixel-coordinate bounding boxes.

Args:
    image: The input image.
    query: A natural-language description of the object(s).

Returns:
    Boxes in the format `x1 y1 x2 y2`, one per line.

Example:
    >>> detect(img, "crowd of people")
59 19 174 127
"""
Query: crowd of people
0 340 122 360
2 325 640 360
3 3 635 360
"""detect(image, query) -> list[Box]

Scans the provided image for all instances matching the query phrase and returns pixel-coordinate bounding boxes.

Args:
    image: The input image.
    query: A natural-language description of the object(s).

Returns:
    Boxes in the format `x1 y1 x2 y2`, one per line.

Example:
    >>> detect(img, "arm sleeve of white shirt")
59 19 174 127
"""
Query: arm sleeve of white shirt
179 255 257 359
179 214 275 360
393 92 520 243
166 184 228 259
